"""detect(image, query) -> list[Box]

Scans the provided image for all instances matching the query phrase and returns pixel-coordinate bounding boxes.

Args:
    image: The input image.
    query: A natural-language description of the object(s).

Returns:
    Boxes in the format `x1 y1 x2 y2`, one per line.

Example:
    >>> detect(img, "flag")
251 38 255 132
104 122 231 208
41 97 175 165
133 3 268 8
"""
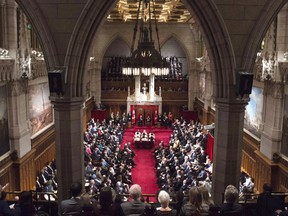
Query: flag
154 110 158 124
132 109 135 124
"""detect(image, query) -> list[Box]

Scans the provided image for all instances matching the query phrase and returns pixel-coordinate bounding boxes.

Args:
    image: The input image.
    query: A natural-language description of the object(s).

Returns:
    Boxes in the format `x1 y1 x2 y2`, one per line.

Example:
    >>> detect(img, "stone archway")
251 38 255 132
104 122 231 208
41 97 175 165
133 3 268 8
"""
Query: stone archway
15 0 287 203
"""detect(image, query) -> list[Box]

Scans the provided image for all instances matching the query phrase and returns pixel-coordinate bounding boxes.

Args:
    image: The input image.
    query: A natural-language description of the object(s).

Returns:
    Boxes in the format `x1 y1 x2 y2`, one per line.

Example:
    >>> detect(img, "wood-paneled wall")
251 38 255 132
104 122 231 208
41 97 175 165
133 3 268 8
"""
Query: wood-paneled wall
193 98 215 125
0 126 56 193
83 97 95 131
0 98 95 193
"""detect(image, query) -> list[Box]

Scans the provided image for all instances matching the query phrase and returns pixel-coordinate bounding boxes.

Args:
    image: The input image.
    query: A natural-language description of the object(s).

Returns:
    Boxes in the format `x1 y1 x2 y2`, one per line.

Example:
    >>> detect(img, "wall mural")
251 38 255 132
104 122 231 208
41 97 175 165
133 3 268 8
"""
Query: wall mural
29 82 53 136
281 95 288 157
0 85 9 156
244 87 263 138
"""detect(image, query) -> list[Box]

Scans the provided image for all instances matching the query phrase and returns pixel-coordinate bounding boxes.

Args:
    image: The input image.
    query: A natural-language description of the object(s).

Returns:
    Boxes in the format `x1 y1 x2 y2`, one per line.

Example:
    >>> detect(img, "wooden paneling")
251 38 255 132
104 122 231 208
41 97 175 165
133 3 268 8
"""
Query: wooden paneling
14 149 36 191
0 157 14 196
0 126 57 192
83 97 95 131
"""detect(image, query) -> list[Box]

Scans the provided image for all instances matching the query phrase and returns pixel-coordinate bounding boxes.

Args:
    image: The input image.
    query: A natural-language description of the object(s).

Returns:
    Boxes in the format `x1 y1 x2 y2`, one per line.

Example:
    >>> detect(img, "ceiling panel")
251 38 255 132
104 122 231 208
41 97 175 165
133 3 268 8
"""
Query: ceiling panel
107 0 193 23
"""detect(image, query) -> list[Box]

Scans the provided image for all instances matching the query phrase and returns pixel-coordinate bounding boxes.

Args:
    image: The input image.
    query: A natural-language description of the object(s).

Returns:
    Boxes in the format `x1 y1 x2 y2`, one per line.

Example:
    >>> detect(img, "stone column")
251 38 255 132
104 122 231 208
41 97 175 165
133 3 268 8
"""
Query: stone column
276 3 288 62
149 73 155 101
7 79 31 158
187 68 199 110
50 96 84 202
90 57 101 103
212 98 248 204
5 0 17 58
204 70 213 110
135 75 141 100
260 81 284 159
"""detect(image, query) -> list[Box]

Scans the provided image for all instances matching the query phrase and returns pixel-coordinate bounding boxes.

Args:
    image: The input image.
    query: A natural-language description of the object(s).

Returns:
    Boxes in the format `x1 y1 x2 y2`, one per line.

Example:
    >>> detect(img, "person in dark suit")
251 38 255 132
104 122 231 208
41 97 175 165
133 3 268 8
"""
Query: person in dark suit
0 190 21 216
256 183 285 216
121 184 149 216
60 181 84 215
220 185 243 216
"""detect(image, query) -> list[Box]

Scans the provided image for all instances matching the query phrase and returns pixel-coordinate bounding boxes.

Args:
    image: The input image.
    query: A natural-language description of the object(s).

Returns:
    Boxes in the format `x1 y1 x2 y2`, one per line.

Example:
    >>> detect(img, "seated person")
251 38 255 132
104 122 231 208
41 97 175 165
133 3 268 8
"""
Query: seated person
256 183 285 216
60 182 84 215
146 115 151 126
220 185 243 215
138 115 143 126
121 184 148 216
134 130 141 142
149 132 155 142
142 130 148 141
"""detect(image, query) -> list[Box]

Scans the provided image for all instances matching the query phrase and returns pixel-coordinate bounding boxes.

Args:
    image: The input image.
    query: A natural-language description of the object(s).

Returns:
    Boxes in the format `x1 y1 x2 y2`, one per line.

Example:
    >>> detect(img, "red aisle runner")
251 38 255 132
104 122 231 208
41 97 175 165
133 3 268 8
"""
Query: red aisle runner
121 126 172 196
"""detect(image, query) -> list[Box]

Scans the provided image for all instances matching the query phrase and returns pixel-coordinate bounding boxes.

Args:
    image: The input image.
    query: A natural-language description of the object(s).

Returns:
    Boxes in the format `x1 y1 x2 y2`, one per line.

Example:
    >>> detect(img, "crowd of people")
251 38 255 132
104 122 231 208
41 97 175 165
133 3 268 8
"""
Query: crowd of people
57 181 246 216
83 118 136 197
2 110 288 215
154 119 213 196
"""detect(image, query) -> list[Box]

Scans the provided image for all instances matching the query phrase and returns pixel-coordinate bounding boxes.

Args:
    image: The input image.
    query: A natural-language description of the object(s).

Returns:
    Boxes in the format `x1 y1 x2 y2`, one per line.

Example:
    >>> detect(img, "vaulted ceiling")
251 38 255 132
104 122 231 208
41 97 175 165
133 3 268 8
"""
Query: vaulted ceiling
107 0 193 23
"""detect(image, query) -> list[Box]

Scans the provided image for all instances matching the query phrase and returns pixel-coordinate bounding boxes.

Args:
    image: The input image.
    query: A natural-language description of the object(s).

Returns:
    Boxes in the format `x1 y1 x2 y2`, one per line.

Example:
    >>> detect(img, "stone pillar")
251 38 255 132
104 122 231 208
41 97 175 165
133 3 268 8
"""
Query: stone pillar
276 3 288 62
149 74 155 101
5 0 17 58
90 57 101 103
212 98 247 204
7 79 31 158
188 69 199 110
135 75 141 99
260 81 284 159
204 70 213 110
50 96 84 202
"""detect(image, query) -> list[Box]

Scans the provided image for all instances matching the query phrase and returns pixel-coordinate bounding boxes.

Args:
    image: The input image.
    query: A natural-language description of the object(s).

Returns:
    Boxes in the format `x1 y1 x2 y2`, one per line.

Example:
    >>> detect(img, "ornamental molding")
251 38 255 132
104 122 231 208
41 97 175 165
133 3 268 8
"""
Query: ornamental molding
278 61 288 83
263 81 284 99
7 79 28 96
0 59 14 82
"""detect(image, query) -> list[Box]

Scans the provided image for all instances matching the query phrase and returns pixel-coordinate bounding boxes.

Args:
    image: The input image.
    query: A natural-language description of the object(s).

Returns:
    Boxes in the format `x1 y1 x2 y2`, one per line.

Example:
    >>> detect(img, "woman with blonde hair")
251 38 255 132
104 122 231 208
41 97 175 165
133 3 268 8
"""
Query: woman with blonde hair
198 186 214 215
180 187 209 216
157 190 176 216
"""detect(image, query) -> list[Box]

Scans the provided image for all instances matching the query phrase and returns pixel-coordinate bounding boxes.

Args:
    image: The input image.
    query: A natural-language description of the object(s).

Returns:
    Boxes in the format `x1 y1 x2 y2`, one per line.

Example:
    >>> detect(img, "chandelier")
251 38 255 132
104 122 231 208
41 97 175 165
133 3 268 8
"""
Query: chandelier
122 0 169 76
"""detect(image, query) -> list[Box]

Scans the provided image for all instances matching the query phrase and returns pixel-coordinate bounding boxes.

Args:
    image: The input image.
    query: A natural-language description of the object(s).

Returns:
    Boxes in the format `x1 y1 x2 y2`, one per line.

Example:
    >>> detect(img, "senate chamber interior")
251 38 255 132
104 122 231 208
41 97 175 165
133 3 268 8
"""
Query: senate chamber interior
0 0 288 215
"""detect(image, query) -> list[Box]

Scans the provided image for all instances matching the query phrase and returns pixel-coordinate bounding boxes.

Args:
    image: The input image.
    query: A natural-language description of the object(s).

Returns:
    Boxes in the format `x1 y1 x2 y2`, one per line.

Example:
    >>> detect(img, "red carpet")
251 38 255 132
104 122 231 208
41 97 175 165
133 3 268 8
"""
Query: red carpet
121 126 172 196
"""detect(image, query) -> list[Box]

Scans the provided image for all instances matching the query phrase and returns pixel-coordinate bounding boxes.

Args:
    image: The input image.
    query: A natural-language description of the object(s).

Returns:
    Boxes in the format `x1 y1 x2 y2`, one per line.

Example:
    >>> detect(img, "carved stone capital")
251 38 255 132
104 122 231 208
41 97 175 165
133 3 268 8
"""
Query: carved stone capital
0 59 14 81
263 81 284 99
7 79 28 96
278 61 288 83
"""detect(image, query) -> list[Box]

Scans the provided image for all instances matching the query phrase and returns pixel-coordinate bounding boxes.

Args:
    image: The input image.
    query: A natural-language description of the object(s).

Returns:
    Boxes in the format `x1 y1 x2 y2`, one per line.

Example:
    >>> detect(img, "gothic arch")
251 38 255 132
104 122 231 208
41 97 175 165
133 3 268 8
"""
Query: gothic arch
161 35 191 75
161 34 191 62
16 0 117 98
15 0 59 67
242 1 288 72
182 0 236 99
100 34 131 60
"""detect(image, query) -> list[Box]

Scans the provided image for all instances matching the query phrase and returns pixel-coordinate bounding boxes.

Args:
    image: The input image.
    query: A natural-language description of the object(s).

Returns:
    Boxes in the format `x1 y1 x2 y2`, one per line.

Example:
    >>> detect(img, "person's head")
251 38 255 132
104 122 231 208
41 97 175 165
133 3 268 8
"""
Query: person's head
188 187 202 209
129 184 142 201
224 185 239 204
19 191 32 205
175 190 184 202
81 193 91 206
99 186 113 209
70 181 82 197
198 186 211 204
263 183 272 193
158 190 170 208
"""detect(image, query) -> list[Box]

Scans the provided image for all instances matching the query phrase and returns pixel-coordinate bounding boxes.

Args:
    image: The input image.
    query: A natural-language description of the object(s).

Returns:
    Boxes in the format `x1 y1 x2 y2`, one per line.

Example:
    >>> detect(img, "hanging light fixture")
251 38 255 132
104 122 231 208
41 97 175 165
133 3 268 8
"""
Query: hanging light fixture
122 0 169 77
